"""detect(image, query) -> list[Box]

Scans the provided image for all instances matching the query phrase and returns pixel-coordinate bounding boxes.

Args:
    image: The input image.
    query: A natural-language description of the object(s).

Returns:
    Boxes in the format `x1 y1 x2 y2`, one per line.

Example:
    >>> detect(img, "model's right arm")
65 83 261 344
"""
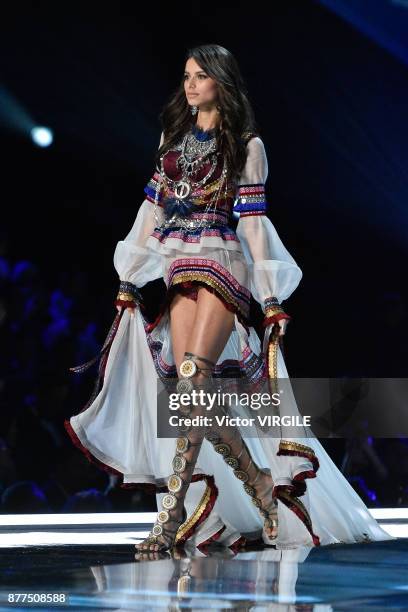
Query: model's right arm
113 132 165 308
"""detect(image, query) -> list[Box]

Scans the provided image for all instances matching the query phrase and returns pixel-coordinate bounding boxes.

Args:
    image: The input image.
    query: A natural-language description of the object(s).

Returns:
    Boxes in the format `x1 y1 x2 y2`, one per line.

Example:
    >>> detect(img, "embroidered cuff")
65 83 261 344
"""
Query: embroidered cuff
114 281 143 309
233 183 267 217
262 296 291 326
144 171 164 207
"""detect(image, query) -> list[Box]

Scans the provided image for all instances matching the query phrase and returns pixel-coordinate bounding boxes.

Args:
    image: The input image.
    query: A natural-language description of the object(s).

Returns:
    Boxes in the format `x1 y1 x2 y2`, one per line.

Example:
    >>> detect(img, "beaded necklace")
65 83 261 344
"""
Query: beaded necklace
153 126 228 230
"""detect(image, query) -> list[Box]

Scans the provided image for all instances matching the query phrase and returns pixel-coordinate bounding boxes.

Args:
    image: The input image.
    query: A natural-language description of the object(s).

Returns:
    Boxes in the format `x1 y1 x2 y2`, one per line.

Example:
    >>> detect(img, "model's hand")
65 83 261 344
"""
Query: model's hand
116 303 137 317
276 319 288 336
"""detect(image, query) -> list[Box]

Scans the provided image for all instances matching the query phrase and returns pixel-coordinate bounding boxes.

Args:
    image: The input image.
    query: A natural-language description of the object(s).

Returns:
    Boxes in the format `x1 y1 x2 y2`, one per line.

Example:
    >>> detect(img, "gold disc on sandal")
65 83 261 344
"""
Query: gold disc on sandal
176 378 194 394
176 437 189 453
214 443 231 456
180 359 197 378
178 404 192 415
205 432 221 444
162 494 178 510
168 474 183 493
243 484 256 497
152 524 163 536
157 510 170 523
172 455 186 473
233 469 249 482
224 456 239 469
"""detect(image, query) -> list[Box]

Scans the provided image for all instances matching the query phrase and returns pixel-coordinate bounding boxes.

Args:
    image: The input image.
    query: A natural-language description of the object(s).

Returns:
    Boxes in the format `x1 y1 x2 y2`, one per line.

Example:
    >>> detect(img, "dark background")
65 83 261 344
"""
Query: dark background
0 1 407 513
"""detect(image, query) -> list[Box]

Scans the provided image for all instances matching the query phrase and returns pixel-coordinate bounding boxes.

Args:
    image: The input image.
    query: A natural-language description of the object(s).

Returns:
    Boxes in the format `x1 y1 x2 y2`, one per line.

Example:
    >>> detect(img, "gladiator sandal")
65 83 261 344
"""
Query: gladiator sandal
176 351 215 395
135 352 215 552
134 434 203 552
206 426 278 544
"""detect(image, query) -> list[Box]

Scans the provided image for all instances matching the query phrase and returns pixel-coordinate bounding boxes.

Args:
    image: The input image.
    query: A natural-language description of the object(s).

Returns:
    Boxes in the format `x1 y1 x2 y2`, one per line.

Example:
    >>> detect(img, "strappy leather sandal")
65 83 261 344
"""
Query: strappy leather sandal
135 351 216 552
206 429 278 544
135 436 202 552
135 436 206 552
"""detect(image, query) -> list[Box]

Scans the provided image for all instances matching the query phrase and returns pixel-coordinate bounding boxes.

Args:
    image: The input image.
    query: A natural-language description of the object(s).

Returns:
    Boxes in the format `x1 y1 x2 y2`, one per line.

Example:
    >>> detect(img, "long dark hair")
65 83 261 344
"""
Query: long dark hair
155 44 260 183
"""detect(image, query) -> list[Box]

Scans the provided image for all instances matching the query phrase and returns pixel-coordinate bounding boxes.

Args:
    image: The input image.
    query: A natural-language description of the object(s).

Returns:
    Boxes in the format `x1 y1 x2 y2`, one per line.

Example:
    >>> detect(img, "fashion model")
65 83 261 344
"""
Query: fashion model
64 44 393 553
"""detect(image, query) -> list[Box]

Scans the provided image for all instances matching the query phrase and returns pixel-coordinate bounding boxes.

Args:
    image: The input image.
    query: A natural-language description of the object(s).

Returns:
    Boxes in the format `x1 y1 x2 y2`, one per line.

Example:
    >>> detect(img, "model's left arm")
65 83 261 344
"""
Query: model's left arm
234 136 303 330
113 132 166 309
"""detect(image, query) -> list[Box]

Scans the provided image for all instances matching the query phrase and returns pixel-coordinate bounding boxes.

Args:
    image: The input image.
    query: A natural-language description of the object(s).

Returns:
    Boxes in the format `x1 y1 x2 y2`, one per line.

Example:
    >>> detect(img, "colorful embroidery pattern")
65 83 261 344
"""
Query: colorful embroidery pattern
150 224 240 246
233 183 267 216
167 258 251 321
144 171 164 205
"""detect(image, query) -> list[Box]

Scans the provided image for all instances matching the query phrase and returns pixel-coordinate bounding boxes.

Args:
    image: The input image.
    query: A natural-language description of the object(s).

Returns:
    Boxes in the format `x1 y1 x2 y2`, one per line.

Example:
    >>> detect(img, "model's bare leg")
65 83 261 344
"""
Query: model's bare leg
184 288 277 540
206 419 278 540
184 286 236 363
136 287 276 553
136 288 237 552
135 293 199 553
169 292 198 375
189 289 278 541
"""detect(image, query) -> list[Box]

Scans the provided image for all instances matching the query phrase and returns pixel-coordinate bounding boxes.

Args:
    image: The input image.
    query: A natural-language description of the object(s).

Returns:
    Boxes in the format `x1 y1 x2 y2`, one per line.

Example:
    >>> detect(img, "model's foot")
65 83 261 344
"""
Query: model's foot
251 471 278 540
207 428 279 541
134 549 169 562
135 504 186 552
135 427 204 553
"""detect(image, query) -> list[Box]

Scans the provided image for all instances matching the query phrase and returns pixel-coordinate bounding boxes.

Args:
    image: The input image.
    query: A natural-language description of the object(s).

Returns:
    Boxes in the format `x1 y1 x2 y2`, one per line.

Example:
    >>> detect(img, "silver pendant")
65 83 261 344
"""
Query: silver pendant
174 181 191 200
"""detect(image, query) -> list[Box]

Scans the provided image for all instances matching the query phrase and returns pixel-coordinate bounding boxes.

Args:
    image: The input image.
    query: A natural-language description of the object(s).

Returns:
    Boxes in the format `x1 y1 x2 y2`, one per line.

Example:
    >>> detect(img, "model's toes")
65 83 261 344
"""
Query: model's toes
135 549 162 561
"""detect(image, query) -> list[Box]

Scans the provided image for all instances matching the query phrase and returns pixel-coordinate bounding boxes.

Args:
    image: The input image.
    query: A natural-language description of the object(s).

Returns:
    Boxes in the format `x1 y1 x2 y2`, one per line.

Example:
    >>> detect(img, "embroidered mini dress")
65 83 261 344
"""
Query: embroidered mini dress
64 124 393 550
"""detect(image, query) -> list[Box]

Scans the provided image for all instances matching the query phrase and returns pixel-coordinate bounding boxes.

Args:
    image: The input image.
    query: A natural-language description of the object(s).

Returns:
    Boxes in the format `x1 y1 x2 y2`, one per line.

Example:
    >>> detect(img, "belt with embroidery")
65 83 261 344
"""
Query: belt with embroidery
157 216 229 230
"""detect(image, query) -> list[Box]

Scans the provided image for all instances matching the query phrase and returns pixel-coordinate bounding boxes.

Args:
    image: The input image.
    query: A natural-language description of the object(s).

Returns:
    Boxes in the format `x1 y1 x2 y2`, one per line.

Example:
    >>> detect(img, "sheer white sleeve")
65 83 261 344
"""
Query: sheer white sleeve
234 137 302 315
113 132 165 288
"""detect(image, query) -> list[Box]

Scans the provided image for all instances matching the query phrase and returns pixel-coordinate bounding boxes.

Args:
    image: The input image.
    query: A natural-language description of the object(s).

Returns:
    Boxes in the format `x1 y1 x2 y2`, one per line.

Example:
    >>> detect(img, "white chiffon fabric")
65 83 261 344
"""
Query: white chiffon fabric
67 133 394 549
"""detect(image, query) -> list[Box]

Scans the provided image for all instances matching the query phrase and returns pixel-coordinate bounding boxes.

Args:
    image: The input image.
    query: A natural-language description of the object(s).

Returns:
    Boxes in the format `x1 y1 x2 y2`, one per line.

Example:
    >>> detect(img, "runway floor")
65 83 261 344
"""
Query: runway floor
0 511 407 610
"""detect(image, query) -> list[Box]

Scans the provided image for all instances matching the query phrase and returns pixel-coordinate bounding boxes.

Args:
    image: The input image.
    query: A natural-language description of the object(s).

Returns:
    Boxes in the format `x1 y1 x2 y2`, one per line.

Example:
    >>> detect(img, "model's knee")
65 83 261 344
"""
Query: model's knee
170 294 198 373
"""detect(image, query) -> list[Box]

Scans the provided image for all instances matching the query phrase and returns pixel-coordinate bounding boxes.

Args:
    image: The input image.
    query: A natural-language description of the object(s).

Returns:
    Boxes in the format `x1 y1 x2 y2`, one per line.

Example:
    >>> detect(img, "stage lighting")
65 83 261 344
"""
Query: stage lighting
30 126 53 147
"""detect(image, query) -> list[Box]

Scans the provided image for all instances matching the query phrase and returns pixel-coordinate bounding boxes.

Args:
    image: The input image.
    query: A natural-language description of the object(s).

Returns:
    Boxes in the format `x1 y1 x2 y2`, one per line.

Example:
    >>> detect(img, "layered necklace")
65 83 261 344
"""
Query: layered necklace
174 124 219 198
153 124 228 229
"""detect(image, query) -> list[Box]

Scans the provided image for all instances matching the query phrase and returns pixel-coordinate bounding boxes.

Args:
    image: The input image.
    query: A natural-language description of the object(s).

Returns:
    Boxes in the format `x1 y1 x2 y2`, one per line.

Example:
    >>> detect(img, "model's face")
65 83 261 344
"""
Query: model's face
184 57 218 109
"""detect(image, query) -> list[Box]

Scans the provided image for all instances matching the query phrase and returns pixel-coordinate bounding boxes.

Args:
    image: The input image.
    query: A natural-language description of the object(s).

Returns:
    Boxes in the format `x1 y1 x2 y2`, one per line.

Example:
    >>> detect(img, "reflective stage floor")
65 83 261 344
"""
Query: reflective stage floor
0 511 407 610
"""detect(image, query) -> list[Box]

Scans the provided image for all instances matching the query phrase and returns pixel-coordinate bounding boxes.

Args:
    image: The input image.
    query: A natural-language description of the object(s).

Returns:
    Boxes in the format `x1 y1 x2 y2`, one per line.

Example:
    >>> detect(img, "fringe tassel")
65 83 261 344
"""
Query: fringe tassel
264 323 320 546
69 309 124 375
265 322 282 394
66 308 127 428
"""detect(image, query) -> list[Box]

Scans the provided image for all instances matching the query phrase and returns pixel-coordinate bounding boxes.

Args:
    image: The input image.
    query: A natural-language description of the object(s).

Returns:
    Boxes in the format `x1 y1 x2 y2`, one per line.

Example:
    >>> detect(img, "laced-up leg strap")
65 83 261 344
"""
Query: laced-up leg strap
136 356 212 553
205 416 278 542
135 434 205 552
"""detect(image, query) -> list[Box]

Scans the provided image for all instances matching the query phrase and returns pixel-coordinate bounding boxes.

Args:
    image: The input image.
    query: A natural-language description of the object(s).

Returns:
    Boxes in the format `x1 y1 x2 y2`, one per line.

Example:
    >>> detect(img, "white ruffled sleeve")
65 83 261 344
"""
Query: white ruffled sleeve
234 137 303 316
113 132 165 289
